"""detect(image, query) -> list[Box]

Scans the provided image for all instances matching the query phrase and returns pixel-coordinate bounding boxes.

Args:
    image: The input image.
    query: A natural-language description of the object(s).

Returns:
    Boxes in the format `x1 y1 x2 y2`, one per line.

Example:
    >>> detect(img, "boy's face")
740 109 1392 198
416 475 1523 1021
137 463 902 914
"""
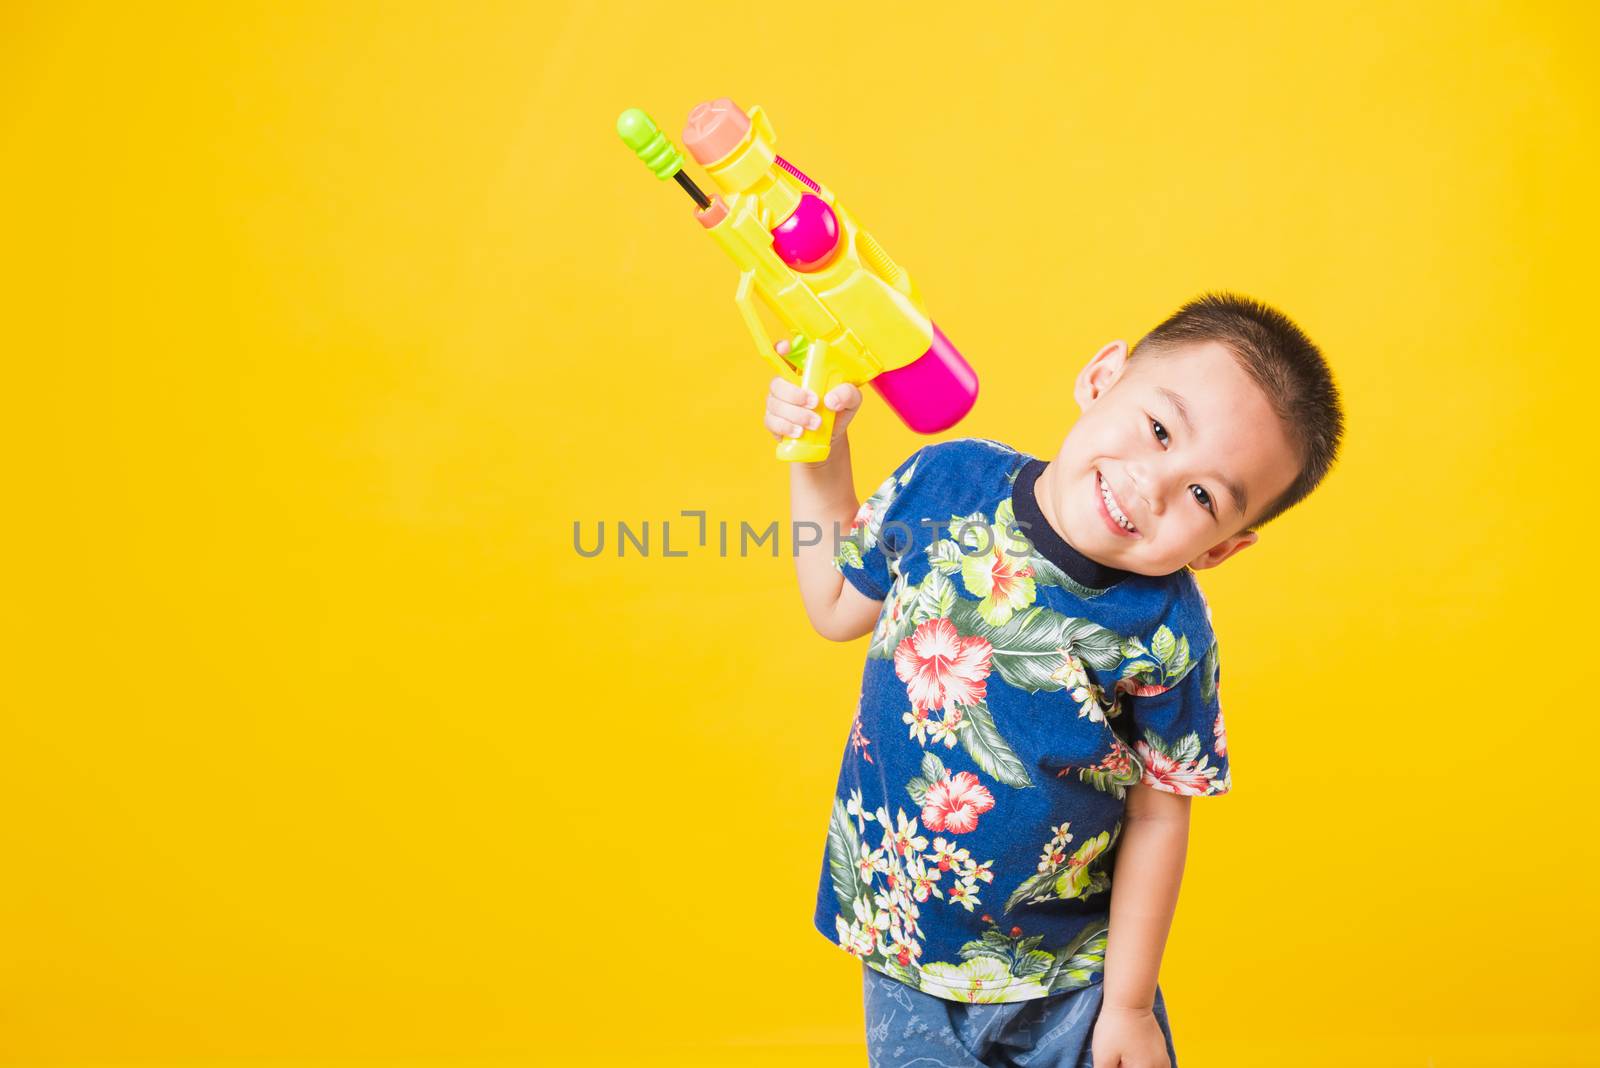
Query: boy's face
1036 339 1301 577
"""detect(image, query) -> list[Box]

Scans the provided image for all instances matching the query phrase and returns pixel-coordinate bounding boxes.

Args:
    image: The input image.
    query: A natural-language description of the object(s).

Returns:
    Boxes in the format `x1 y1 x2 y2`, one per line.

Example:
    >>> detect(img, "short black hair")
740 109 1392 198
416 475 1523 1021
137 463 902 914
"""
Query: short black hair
1130 292 1345 531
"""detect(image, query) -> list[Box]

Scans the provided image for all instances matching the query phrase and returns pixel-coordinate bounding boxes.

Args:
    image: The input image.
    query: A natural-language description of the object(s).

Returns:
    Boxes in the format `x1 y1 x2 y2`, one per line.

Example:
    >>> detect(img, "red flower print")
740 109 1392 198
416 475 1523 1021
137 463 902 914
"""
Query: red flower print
921 771 996 834
1134 740 1219 796
850 709 875 764
969 544 1034 597
1213 710 1227 757
893 618 993 714
1094 739 1133 777
1114 676 1171 698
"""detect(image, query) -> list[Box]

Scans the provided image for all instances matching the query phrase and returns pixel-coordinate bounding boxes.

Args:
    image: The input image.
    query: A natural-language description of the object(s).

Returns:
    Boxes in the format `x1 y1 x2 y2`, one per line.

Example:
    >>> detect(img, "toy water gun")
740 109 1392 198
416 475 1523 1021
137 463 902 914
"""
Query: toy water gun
616 98 979 463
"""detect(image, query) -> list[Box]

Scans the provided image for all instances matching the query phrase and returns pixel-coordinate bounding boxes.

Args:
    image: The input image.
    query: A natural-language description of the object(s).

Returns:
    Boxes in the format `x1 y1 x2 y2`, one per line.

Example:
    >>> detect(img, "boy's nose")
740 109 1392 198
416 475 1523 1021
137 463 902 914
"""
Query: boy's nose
1126 464 1163 516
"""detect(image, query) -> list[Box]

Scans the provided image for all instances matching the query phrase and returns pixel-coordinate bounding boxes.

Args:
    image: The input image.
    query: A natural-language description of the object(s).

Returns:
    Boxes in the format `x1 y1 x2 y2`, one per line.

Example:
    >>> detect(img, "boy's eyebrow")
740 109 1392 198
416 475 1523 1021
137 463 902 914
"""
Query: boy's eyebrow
1157 387 1249 517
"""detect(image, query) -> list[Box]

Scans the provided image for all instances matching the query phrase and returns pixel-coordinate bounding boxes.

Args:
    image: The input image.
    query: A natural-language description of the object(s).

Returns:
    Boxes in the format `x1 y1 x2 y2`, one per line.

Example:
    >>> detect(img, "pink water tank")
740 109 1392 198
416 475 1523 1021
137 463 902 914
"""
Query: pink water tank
871 323 978 434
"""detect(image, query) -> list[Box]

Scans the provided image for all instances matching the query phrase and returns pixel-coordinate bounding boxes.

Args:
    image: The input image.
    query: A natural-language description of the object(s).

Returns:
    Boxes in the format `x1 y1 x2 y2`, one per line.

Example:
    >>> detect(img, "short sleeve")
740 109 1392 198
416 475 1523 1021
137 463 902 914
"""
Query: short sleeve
1112 624 1231 797
831 446 931 601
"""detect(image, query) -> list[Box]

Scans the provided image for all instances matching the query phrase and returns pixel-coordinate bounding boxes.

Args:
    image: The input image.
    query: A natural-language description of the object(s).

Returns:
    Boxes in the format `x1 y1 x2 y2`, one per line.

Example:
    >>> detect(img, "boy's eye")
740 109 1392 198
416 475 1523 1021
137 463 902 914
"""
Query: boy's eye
1151 416 1216 517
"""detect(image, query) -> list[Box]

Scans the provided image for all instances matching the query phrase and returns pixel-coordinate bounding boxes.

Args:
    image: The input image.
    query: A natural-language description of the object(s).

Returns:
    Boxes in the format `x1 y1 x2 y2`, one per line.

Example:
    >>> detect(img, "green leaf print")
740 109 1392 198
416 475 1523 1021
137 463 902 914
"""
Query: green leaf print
949 602 1124 692
1077 766 1128 799
1052 832 1114 900
959 928 1015 964
947 511 992 547
1170 732 1203 764
867 576 920 661
994 497 1018 531
1023 551 1117 599
882 959 921 988
955 926 1049 976
1119 659 1163 685
1002 869 1059 914
956 700 1034 789
1077 745 1141 798
834 539 863 570
1199 640 1219 705
927 538 964 575
1006 824 1120 912
912 570 958 625
827 798 868 915
1120 625 1204 690
1015 948 1055 982
1041 921 1110 993
905 754 948 807
1151 625 1176 664
1023 552 1068 588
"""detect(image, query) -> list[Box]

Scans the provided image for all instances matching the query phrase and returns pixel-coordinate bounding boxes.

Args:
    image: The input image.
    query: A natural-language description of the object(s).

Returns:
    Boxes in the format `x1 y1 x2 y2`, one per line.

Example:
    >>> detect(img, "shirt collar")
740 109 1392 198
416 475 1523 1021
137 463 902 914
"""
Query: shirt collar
1011 457 1135 590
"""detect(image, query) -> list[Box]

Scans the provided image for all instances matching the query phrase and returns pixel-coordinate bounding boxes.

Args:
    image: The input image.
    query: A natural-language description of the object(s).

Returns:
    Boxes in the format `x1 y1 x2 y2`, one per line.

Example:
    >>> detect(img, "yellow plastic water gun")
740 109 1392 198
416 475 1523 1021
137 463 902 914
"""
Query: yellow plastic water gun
617 98 978 463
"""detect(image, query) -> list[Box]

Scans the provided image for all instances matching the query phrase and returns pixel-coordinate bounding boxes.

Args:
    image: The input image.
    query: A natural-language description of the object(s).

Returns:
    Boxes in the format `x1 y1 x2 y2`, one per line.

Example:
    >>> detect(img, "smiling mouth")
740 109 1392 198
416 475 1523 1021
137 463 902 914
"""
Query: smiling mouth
1097 471 1140 536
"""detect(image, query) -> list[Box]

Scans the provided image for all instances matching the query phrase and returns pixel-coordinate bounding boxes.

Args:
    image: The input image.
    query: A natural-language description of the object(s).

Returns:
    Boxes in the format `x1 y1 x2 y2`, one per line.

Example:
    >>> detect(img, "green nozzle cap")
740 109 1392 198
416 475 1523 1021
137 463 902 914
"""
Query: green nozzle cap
617 107 685 180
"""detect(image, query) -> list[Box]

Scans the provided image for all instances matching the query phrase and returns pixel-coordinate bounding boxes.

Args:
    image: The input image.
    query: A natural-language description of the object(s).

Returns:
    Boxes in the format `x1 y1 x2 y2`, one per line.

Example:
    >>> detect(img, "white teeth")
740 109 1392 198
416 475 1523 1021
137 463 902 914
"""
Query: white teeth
1099 473 1136 531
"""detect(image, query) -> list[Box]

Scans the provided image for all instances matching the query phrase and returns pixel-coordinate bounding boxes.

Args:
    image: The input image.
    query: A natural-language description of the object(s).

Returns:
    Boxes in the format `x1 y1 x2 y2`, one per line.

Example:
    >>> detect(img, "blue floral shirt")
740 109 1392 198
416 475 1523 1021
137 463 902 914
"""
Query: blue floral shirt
813 438 1231 1003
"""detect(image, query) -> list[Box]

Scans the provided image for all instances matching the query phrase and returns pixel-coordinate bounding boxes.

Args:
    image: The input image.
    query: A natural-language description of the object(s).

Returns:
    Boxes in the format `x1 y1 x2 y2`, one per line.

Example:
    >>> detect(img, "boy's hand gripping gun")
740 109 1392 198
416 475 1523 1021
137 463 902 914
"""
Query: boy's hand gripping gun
617 98 979 462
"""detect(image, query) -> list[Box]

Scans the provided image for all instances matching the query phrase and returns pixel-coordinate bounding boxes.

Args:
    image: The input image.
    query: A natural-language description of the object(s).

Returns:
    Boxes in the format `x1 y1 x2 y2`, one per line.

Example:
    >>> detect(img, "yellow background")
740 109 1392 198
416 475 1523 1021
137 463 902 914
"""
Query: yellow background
2 2 1595 1065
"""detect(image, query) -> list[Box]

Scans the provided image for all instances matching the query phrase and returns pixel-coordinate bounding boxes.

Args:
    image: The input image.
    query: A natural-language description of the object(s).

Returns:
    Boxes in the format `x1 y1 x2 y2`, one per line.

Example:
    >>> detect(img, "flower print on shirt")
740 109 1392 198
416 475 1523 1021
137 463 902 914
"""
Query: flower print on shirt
1069 737 1142 800
1003 821 1121 912
1116 624 1197 697
849 701 875 765
921 771 995 834
952 499 1037 626
1133 729 1223 796
827 796 999 984
918 956 1050 1003
877 553 1133 792
907 752 996 835
1048 648 1112 724
894 617 993 714
899 914 1111 1003
835 455 921 572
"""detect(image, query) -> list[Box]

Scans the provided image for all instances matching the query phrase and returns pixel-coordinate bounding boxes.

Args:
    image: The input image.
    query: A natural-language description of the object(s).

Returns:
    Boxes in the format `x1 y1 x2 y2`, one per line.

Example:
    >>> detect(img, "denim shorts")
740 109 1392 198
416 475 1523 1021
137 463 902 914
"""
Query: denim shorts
862 964 1178 1068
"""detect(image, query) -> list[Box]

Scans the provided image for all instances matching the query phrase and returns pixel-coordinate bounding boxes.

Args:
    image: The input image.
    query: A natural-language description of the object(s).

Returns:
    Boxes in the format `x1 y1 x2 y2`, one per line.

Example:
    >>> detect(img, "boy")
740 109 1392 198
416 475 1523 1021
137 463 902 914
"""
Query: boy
766 293 1344 1067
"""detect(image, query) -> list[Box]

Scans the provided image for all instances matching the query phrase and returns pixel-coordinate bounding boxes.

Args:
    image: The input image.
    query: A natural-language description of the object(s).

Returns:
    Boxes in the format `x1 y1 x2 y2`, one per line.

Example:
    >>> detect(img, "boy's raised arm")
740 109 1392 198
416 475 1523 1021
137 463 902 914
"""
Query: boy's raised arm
765 377 882 641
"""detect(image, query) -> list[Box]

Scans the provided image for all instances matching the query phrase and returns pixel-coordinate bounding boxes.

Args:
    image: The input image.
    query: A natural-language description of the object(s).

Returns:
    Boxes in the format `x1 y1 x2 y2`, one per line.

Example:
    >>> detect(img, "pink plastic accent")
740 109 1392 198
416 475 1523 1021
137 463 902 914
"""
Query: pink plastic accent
774 155 820 193
770 194 841 272
683 98 750 166
870 323 979 434
695 195 728 229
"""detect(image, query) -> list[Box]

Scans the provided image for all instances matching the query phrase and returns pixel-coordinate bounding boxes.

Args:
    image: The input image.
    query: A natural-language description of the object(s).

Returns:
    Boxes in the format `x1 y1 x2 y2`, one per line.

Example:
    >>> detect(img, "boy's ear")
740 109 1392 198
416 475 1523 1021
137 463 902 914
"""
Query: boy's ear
1188 529 1258 571
1073 340 1130 412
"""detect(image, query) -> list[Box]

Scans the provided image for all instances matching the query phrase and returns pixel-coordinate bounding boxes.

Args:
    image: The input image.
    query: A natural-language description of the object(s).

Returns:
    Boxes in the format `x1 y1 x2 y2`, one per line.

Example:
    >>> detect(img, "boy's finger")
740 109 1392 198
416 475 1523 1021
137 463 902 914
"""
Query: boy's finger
763 412 806 439
769 377 816 408
823 383 863 411
768 397 822 430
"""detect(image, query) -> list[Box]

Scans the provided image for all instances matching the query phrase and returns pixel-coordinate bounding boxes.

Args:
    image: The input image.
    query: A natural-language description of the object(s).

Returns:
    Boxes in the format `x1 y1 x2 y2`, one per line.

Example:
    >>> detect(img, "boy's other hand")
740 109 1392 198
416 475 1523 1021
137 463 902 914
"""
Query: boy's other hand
1091 1004 1171 1068
764 377 862 444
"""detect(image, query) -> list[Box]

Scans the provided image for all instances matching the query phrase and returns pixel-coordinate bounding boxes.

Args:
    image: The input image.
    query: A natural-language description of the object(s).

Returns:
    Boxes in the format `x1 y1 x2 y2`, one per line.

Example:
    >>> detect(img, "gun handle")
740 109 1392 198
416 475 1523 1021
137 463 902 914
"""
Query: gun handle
776 337 842 463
